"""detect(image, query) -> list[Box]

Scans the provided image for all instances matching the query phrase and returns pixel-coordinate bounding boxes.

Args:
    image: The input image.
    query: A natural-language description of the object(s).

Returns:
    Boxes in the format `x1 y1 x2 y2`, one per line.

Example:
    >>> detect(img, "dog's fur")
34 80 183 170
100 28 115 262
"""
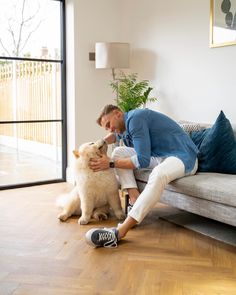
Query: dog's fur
57 139 125 224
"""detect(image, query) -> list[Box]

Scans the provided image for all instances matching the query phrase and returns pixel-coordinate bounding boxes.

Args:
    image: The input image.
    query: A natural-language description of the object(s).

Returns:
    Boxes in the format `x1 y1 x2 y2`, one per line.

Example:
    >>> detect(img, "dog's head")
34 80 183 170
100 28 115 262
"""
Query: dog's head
73 139 108 159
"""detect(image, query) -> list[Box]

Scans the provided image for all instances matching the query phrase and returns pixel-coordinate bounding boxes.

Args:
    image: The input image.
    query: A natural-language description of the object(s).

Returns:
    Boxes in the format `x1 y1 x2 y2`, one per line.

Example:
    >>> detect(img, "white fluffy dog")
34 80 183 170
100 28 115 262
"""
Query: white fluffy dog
57 139 125 224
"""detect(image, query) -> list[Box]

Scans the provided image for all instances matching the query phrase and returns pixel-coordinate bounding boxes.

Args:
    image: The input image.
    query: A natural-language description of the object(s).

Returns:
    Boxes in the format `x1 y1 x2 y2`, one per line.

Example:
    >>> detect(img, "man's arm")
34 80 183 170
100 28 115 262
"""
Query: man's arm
113 157 135 169
129 116 151 168
89 155 135 171
103 133 116 144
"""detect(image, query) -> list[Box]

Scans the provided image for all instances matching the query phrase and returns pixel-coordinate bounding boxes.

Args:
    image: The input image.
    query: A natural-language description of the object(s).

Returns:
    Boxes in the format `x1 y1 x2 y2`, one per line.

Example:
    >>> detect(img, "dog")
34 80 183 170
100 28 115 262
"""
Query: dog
57 139 125 224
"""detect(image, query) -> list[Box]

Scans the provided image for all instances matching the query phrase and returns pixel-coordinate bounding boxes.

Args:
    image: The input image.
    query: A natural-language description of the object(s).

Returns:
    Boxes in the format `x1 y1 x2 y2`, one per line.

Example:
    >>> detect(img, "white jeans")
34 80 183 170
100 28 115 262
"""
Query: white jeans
112 147 198 223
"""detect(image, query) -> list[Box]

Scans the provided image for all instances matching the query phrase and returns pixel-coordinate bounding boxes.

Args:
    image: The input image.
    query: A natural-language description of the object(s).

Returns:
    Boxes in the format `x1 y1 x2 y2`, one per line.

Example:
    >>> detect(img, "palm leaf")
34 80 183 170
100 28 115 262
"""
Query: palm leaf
110 71 157 112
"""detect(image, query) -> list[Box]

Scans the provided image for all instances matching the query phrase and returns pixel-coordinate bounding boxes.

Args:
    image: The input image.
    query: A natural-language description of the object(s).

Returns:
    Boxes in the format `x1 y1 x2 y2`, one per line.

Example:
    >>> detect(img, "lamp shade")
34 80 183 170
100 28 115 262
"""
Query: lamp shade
95 42 130 69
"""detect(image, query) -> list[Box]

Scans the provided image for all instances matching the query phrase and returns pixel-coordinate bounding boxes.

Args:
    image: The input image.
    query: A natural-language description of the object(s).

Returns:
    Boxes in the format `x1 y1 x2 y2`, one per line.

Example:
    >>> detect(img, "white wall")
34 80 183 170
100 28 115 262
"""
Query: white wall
121 0 236 123
66 0 123 176
66 0 236 179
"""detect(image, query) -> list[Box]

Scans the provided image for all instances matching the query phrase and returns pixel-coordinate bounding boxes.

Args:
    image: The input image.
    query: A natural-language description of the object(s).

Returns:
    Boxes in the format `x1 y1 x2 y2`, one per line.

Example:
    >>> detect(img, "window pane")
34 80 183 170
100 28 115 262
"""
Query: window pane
0 122 62 186
0 0 61 60
0 59 62 121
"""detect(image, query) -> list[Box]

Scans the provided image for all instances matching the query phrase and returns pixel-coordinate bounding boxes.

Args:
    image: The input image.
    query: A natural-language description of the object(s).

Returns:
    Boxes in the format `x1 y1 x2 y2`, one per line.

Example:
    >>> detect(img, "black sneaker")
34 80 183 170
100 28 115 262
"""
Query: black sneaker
85 228 119 248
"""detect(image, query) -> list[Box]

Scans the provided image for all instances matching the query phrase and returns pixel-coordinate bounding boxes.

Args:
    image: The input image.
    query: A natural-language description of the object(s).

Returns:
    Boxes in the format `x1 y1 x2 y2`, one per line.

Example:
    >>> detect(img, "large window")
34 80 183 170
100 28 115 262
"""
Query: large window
0 0 66 188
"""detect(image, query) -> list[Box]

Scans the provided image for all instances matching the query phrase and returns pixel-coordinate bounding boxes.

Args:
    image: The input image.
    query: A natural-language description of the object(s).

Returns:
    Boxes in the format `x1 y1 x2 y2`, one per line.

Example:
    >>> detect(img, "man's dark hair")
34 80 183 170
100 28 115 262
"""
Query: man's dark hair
96 104 121 126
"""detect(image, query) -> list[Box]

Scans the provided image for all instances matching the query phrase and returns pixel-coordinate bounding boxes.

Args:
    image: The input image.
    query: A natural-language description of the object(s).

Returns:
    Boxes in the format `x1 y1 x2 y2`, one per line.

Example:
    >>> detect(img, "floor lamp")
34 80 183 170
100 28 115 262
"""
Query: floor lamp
95 42 130 81
95 42 130 104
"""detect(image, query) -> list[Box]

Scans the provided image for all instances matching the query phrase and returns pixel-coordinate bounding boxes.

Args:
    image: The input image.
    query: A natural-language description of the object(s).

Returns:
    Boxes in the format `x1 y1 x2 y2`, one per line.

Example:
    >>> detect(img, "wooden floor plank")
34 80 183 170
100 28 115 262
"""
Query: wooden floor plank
0 182 236 295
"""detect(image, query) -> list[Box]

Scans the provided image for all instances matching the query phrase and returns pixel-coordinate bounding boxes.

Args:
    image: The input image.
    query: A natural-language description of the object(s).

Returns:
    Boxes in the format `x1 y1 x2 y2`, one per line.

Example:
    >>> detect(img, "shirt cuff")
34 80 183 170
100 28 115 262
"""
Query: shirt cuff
130 155 140 169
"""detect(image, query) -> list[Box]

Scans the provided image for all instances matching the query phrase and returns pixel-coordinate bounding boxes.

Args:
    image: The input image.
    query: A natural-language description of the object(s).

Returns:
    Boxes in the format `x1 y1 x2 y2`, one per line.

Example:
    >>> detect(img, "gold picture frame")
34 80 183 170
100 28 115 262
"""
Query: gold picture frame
210 0 236 47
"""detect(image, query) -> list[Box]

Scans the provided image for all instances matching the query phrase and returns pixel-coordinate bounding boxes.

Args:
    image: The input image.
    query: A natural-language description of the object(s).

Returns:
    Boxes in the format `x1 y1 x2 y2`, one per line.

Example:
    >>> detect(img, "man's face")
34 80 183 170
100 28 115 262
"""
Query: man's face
100 110 126 134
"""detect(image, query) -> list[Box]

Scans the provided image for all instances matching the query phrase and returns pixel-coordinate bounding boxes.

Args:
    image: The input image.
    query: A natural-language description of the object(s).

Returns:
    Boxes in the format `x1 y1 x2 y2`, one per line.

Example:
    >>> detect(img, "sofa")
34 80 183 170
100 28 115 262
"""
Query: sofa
134 119 236 227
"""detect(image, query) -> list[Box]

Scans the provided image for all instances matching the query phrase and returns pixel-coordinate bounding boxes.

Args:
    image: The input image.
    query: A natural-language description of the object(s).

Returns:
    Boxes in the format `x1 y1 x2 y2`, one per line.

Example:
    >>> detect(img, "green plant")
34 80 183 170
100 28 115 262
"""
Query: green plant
110 71 157 112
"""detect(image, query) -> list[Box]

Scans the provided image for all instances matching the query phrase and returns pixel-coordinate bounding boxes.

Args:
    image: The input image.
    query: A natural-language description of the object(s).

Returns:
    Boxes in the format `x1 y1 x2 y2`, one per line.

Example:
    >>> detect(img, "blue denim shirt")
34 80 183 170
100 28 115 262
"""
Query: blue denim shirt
116 109 198 173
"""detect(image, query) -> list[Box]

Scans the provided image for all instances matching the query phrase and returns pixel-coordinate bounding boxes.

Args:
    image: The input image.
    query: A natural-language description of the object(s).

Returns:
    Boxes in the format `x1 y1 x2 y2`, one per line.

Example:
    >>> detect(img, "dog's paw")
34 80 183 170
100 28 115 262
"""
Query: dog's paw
78 217 89 225
115 210 126 220
57 213 69 221
92 212 108 221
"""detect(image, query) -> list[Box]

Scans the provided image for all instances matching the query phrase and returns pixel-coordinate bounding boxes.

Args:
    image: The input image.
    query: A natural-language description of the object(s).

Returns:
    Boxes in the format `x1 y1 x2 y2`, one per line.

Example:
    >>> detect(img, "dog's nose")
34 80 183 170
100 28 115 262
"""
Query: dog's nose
96 139 107 149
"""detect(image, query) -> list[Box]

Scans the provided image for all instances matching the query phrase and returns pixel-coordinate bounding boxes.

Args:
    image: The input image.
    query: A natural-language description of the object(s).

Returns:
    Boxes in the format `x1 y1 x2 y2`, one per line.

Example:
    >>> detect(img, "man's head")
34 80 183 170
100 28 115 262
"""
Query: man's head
97 104 126 134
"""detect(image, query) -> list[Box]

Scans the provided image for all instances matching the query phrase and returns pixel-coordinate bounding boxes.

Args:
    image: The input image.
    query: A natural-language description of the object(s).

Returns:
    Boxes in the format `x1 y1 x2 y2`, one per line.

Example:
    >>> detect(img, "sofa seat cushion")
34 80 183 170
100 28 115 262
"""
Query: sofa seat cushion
134 170 236 207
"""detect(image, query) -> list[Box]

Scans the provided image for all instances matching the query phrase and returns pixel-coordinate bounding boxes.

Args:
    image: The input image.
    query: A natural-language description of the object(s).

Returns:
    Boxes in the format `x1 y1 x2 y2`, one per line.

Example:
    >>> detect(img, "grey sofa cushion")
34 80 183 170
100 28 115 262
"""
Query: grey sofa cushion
134 123 236 209
166 173 236 207
134 170 236 207
134 168 152 183
179 121 236 137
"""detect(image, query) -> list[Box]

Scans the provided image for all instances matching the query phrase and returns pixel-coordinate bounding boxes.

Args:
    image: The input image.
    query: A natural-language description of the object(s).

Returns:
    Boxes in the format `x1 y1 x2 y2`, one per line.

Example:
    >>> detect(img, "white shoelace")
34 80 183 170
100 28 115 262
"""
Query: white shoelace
98 229 118 248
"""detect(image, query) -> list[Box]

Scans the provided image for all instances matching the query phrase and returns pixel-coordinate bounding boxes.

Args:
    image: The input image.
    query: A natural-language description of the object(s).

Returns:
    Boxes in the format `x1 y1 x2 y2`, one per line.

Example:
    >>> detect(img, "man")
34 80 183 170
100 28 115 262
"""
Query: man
85 105 198 248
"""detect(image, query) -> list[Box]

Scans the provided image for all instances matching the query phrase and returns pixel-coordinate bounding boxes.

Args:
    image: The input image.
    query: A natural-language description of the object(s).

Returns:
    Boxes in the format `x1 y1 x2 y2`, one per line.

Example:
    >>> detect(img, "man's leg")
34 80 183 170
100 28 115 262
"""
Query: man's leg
117 157 187 238
112 146 140 204
112 147 164 204
85 156 197 247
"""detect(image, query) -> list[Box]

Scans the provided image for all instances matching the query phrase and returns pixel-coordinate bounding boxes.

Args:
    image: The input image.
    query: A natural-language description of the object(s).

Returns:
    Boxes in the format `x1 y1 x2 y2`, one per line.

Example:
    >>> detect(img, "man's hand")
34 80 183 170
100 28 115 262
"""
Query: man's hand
89 154 110 171
103 133 116 144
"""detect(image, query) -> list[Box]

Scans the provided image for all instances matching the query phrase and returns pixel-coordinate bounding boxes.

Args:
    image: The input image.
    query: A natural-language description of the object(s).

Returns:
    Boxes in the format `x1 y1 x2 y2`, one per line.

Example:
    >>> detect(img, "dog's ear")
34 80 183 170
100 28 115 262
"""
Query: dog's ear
73 150 80 158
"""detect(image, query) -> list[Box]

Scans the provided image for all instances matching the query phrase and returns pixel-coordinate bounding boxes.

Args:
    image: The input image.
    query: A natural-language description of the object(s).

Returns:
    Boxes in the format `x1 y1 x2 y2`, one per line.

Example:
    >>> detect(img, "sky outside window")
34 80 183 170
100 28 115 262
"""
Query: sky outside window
0 0 61 59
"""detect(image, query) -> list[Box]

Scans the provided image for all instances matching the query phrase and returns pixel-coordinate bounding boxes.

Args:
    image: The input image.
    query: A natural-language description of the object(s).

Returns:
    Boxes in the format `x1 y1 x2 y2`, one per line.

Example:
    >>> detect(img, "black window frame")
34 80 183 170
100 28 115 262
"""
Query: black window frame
0 0 67 190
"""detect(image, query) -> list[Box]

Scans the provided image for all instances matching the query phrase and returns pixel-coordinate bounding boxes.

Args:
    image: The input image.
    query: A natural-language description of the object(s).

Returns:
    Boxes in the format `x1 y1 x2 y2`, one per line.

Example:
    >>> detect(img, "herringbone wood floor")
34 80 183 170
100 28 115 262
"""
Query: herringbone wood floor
0 183 236 295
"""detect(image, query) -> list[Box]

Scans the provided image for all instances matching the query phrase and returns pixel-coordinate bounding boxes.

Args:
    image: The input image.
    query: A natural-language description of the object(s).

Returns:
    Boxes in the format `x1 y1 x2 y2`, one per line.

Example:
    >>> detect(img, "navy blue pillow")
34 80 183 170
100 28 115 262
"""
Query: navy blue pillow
190 111 236 174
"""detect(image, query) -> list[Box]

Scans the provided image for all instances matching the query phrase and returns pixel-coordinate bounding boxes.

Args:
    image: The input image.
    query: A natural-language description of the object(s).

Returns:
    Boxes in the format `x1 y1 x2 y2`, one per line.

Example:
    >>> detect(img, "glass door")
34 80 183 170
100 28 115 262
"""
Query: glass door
0 0 66 188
